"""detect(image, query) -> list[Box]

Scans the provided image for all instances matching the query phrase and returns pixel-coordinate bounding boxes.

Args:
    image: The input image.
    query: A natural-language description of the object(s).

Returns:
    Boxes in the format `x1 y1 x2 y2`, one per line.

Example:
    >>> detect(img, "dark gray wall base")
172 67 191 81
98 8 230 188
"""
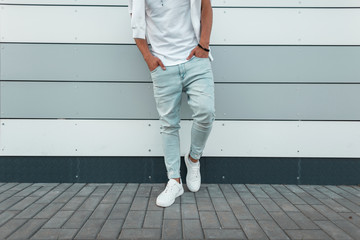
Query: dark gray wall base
0 157 359 185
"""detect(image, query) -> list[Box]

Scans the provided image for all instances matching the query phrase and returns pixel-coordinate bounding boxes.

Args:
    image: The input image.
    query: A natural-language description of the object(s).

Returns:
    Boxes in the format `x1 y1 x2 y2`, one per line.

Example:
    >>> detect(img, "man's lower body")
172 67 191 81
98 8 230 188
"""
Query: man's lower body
150 56 215 207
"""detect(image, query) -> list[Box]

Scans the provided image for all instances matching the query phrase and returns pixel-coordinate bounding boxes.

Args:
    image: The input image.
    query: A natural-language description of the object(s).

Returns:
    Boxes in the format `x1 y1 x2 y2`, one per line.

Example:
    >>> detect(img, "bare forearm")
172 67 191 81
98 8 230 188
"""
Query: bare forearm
199 0 213 48
134 38 165 71
134 38 152 61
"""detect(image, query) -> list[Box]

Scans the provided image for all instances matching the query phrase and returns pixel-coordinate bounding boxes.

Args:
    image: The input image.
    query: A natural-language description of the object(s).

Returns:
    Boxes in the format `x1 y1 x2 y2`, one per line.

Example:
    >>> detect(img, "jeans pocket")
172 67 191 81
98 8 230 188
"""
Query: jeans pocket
150 66 160 74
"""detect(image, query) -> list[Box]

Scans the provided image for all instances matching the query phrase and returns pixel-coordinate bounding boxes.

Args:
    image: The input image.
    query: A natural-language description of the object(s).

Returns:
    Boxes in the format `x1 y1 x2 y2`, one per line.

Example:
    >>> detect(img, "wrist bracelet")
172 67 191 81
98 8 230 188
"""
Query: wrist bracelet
198 43 210 52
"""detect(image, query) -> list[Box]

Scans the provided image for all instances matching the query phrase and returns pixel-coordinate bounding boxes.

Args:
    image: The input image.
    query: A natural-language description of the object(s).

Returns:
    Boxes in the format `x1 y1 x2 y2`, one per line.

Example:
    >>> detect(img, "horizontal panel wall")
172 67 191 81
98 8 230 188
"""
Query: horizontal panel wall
2 44 360 83
2 0 360 7
1 6 360 45
1 119 360 157
1 82 360 120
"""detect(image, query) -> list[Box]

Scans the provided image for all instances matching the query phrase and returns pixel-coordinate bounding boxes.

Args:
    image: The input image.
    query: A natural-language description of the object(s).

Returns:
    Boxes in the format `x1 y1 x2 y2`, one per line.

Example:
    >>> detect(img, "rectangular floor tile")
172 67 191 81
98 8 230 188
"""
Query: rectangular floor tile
162 219 182 240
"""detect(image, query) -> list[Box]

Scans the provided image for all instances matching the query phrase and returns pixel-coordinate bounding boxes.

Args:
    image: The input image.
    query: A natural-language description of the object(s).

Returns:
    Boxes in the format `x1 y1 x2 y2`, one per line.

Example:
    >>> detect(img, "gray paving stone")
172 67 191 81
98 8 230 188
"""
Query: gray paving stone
122 210 146 228
287 211 319 229
299 186 328 199
294 191 323 205
230 202 254 220
76 185 96 197
217 211 240 228
326 186 360 206
130 196 149 211
10 183 32 192
311 204 345 220
333 219 360 240
196 197 215 211
7 218 47 240
42 210 74 228
123 183 139 192
117 190 137 204
247 184 269 198
219 184 237 194
162 219 182 239
258 220 290 240
150 184 164 198
268 211 299 230
232 184 249 193
74 218 106 239
0 210 19 226
53 190 79 203
339 186 360 197
212 197 232 211
34 202 64 219
78 196 102 211
164 203 181 219
199 211 221 228
247 204 272 220
14 203 46 218
272 197 299 212
0 218 28 239
14 185 40 197
119 228 161 239
195 186 210 198
182 203 199 219
108 203 131 219
61 196 87 211
316 186 344 199
238 192 260 205
239 219 269 240
334 197 360 213
0 196 24 210
35 183 72 204
97 219 124 240
0 183 18 193
143 210 163 228
30 228 78 240
90 203 113 219
62 210 93 229
204 229 247 240
207 184 225 198
100 184 124 204
315 220 353 240
182 219 204 240
258 198 282 212
181 191 196 204
295 204 327 221
285 229 331 240
340 212 360 228
260 185 284 199
147 197 164 211
30 185 57 198
9 196 39 211
319 198 351 213
135 184 152 197
91 184 112 196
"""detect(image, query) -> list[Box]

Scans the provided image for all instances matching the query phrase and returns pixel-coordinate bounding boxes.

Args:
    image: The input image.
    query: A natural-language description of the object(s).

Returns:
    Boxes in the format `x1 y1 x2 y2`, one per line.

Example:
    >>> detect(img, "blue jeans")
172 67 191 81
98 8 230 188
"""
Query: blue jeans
150 56 215 179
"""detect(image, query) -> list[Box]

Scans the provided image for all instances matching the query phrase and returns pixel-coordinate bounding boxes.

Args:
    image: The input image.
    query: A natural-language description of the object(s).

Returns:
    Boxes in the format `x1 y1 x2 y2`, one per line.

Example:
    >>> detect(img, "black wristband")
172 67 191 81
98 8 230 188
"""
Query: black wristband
198 43 210 52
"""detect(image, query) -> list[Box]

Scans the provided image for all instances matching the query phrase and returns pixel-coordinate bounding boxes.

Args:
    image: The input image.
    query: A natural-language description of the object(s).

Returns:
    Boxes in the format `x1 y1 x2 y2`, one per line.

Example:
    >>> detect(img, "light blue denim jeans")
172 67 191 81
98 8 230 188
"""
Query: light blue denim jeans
150 56 215 179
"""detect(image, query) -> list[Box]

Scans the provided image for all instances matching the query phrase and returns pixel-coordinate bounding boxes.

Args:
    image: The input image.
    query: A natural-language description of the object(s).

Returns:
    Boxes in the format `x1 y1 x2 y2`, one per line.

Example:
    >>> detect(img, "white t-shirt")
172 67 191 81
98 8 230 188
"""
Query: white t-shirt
144 0 198 66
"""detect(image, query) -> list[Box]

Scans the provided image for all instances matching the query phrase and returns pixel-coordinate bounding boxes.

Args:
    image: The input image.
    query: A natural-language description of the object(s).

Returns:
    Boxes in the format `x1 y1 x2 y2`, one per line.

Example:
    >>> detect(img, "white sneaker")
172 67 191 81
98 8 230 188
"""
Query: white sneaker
185 151 201 192
156 179 184 207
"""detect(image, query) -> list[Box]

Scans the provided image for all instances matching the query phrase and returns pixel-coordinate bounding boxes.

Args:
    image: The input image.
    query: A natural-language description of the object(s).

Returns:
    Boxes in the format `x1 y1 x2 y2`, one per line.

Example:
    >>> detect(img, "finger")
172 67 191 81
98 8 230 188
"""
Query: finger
187 49 196 60
158 59 166 70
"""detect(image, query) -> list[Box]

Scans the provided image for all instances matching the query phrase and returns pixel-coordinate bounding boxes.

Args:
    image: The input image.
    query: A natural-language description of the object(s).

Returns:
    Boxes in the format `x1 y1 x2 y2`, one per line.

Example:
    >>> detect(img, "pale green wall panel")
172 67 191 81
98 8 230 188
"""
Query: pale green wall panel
1 44 360 83
1 82 360 120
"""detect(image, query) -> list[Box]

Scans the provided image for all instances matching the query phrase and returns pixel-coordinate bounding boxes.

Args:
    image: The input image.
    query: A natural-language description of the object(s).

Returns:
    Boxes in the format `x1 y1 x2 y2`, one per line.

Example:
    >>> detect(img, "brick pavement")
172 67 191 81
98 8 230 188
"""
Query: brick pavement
0 182 359 239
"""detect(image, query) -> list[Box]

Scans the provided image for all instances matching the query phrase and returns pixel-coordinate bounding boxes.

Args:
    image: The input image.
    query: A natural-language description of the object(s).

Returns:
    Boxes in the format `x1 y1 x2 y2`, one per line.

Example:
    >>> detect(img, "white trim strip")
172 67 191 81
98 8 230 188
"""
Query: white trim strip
1 119 359 158
2 0 360 7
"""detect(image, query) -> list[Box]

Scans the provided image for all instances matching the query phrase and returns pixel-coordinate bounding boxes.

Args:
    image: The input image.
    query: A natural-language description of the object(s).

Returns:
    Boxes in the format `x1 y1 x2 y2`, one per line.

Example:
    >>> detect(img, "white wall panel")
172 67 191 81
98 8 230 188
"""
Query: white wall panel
1 5 360 45
2 0 360 7
1 119 359 158
212 8 360 45
0 5 133 44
